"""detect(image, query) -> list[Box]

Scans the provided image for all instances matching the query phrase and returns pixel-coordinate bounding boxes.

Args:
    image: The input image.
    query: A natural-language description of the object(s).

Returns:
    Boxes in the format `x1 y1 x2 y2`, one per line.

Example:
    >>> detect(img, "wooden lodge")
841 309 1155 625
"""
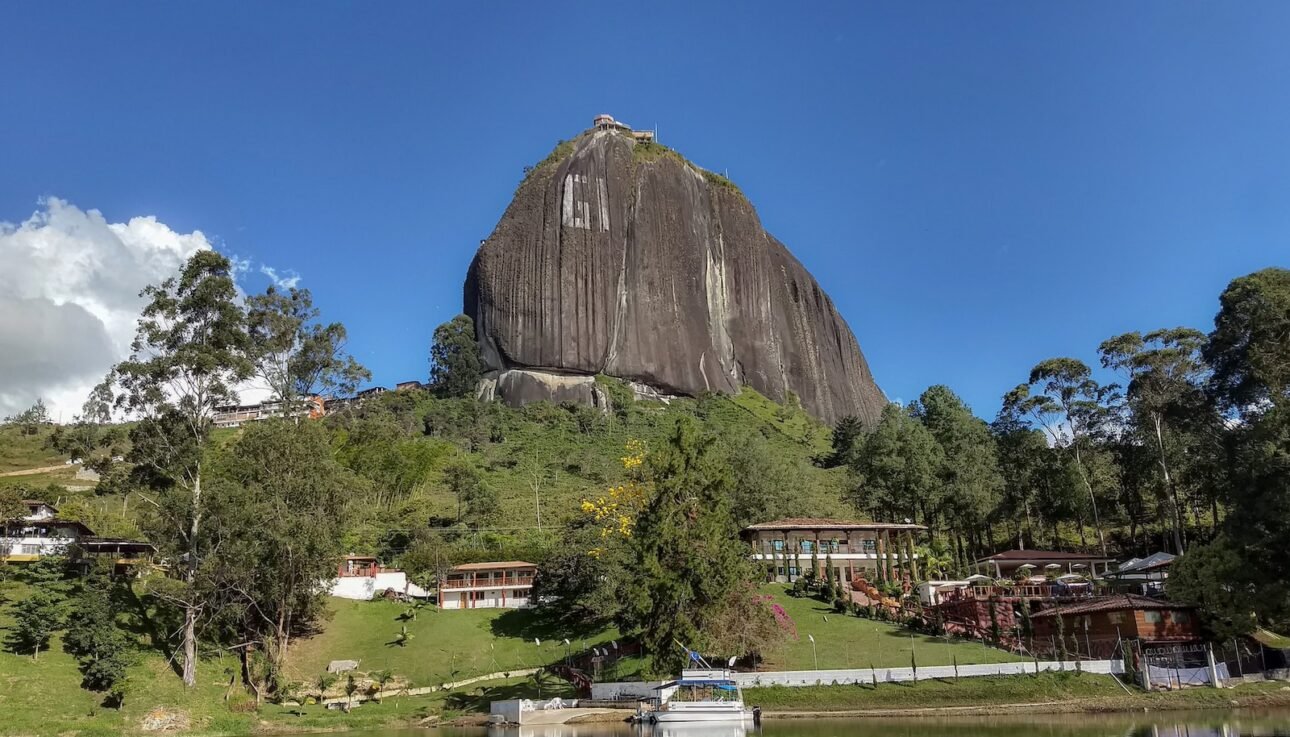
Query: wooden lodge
1031 594 1201 645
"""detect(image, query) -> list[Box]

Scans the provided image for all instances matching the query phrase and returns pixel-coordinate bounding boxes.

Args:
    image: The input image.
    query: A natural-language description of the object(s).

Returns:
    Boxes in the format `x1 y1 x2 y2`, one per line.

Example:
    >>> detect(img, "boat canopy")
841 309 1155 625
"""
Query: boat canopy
656 679 738 689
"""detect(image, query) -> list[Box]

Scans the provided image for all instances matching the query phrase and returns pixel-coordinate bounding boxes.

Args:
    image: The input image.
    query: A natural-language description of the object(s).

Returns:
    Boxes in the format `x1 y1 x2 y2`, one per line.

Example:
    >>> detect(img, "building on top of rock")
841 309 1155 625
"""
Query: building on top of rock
593 113 656 143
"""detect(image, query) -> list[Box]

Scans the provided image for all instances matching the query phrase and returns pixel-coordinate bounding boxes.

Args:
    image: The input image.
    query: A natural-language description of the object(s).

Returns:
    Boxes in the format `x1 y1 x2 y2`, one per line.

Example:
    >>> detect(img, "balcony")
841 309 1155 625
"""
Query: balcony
757 544 879 556
944 584 1094 602
441 574 535 591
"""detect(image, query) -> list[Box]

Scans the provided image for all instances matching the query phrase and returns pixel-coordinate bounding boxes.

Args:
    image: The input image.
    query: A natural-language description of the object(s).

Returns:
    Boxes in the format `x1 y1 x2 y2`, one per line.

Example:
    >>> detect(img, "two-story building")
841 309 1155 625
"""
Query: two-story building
740 518 927 585
1 500 93 562
439 561 537 610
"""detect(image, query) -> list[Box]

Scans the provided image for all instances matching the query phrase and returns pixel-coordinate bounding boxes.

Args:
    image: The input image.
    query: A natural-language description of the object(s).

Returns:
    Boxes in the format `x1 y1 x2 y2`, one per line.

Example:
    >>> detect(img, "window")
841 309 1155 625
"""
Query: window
861 539 877 554
801 541 814 553
1143 611 1163 624
776 566 785 576
512 590 526 598
1170 611 1190 624
772 539 784 551
1108 611 1125 624
21 545 40 555
788 566 799 577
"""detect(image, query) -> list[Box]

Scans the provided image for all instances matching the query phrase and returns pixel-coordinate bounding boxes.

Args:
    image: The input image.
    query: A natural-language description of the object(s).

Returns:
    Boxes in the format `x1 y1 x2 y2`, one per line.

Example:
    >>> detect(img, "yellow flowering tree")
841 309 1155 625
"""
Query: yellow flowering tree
581 440 649 556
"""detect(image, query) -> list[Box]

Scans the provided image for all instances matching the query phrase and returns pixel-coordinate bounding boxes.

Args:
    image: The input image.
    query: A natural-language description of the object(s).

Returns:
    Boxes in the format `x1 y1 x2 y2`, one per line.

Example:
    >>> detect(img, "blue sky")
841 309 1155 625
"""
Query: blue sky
3 2 1289 420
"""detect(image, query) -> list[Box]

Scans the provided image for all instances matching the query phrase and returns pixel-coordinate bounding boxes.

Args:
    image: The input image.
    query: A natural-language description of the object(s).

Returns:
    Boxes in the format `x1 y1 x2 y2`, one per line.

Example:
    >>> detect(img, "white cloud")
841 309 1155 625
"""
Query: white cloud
259 265 300 290
0 198 213 420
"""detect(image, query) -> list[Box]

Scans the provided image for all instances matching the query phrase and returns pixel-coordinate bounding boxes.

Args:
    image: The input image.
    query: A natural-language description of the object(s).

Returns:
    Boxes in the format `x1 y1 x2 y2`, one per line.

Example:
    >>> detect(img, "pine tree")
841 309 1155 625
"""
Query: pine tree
619 418 750 676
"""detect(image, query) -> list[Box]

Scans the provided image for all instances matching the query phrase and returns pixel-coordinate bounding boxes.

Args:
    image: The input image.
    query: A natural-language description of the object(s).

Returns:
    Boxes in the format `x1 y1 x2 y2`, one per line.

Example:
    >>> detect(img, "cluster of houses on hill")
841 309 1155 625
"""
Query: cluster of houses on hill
212 380 426 428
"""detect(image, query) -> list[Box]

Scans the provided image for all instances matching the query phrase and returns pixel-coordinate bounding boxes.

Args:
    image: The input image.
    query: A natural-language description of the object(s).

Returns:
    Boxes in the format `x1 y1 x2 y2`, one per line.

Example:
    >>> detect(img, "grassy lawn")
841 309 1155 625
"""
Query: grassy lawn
761 585 1026 671
286 597 638 688
747 671 1123 710
747 672 1290 714
0 578 583 736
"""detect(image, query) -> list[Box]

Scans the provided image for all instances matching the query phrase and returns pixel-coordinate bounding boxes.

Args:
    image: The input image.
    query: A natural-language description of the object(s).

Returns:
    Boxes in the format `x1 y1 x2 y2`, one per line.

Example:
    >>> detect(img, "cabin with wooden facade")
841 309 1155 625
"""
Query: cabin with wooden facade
1031 594 1201 648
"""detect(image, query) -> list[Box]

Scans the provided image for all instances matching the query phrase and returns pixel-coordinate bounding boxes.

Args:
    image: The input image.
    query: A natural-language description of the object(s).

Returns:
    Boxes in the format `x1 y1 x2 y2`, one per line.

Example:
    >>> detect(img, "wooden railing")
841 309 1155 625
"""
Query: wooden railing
441 574 535 590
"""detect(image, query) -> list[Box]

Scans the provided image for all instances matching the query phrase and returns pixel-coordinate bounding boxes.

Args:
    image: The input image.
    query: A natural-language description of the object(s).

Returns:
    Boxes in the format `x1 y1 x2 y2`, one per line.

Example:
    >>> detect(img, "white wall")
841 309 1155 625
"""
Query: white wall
734 660 1124 688
589 661 1126 703
328 572 428 600
439 588 531 609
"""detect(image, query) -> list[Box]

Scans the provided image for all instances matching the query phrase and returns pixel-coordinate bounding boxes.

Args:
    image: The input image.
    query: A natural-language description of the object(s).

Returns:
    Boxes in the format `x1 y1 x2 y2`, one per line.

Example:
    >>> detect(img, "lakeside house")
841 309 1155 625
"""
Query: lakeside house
439 561 536 610
1031 594 1202 652
329 555 428 600
974 549 1117 579
740 518 926 585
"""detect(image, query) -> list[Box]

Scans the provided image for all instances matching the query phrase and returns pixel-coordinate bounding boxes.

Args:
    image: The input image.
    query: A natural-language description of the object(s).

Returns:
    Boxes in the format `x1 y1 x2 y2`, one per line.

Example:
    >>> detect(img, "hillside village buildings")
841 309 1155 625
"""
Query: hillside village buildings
212 381 425 428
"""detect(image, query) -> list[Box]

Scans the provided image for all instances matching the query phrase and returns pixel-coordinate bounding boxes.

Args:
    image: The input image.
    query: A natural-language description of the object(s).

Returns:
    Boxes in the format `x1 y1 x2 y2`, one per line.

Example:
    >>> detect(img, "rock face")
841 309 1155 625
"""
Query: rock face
464 126 886 426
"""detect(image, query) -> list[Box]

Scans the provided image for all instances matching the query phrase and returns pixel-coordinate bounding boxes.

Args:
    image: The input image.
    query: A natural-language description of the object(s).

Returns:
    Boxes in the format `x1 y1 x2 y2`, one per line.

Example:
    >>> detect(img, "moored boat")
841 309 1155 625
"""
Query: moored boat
649 669 752 723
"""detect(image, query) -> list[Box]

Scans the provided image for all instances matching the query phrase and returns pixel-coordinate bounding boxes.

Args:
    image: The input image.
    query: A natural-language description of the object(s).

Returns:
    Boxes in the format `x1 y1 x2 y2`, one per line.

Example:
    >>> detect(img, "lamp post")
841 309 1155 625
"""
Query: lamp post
808 634 818 670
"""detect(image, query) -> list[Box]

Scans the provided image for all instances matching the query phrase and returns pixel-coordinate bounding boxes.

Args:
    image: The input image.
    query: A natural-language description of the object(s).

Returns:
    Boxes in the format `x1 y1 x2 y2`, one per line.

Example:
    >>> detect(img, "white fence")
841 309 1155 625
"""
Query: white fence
1147 663 1229 689
733 660 1123 687
589 660 1125 701
328 572 429 600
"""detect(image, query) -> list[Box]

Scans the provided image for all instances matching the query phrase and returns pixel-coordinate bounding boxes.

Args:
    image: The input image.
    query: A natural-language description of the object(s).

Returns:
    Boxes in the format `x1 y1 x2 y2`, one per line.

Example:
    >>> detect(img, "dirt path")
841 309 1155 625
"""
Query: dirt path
0 464 69 477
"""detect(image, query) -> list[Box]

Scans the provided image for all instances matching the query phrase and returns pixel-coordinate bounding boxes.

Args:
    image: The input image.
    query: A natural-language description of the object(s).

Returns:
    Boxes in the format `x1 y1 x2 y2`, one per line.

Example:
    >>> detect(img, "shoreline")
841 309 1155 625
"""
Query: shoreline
751 683 1290 720
430 682 1290 729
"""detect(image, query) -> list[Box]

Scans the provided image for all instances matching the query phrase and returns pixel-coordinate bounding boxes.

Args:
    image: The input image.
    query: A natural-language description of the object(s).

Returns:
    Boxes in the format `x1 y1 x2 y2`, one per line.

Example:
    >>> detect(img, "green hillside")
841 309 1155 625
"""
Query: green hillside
0 425 69 476
10 386 850 560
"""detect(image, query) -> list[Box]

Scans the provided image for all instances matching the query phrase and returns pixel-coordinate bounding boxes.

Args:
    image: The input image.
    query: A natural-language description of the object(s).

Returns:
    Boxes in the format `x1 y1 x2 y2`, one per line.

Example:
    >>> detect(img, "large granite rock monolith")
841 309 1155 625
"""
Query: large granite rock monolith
464 124 886 425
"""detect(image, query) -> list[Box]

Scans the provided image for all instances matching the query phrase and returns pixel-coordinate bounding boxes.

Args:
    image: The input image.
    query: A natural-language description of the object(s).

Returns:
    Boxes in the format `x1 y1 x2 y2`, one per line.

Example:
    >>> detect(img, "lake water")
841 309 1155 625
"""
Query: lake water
345 710 1290 737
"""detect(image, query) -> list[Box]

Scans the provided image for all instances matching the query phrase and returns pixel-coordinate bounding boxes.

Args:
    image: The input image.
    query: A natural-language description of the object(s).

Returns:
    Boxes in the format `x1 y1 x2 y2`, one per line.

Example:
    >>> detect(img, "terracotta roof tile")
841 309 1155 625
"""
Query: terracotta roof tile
976 549 1115 563
1033 594 1188 618
449 561 536 572
743 518 927 531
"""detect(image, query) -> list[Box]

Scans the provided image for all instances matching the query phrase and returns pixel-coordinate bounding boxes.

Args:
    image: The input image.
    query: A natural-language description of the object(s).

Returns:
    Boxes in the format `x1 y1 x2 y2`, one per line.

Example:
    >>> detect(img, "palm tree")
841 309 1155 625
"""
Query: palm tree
315 672 338 705
371 669 395 702
344 674 360 711
394 624 414 647
530 667 558 699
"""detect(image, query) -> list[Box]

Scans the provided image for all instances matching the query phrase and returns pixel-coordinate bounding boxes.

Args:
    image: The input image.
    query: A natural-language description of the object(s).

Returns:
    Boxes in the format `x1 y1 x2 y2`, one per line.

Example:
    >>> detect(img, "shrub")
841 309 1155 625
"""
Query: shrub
226 692 259 713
